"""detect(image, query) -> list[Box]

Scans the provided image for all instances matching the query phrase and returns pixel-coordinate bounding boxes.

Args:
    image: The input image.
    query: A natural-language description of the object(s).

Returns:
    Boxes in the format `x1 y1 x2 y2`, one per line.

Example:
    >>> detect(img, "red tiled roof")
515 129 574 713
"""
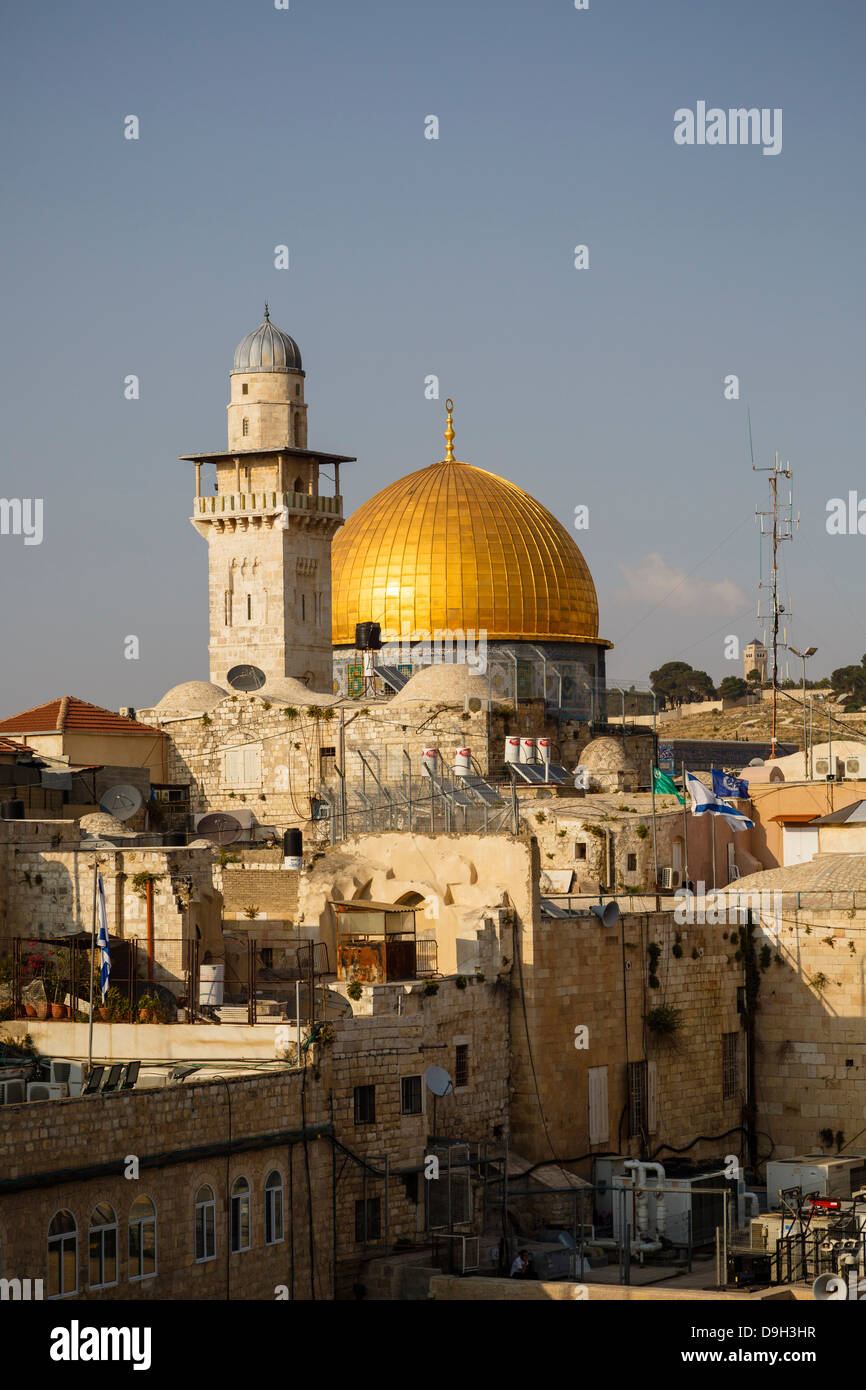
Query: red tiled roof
0 697 160 737
0 736 33 754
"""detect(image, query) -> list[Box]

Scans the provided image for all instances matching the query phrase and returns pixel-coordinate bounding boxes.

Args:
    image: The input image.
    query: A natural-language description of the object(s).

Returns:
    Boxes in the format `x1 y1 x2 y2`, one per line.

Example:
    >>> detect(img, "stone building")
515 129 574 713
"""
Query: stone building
715 855 866 1160
743 638 768 683
181 309 354 692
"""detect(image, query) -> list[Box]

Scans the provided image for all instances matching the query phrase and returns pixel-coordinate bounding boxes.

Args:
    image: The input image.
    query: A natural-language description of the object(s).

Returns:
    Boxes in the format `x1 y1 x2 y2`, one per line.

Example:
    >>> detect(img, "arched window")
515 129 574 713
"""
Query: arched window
295 384 300 397
264 1171 284 1245
231 1177 251 1253
47 1210 78 1298
293 475 304 495
242 417 249 436
194 1185 216 1262
128 1196 157 1281
88 1203 117 1290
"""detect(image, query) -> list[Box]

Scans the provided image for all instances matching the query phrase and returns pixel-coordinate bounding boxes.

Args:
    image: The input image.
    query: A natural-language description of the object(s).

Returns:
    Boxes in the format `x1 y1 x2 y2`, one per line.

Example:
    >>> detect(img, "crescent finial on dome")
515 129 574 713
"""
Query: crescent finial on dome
444 398 455 462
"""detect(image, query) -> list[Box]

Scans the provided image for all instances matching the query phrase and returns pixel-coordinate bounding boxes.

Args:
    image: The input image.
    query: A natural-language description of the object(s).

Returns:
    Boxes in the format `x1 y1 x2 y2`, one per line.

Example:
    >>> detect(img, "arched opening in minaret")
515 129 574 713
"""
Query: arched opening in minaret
293 476 303 494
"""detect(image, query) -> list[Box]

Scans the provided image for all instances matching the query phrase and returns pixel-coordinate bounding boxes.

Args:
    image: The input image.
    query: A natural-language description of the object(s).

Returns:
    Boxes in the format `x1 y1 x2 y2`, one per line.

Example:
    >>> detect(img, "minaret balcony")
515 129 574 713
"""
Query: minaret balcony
194 490 342 519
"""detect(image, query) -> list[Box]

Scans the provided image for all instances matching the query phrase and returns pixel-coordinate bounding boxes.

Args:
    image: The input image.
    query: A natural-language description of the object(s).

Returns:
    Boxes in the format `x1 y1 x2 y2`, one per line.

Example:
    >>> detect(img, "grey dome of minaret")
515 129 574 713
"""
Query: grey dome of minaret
232 305 302 373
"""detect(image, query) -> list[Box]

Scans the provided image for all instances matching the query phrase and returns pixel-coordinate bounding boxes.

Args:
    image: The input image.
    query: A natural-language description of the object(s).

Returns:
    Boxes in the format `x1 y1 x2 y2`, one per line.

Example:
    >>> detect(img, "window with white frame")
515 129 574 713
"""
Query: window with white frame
264 1171 284 1245
194 1185 216 1262
223 744 262 787
88 1203 118 1289
47 1210 78 1299
128 1196 157 1281
230 1177 251 1253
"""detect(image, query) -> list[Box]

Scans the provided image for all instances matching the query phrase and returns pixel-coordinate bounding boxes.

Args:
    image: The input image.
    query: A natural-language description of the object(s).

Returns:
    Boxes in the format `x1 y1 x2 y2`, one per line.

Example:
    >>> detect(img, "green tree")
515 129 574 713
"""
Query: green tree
650 661 717 708
719 676 748 700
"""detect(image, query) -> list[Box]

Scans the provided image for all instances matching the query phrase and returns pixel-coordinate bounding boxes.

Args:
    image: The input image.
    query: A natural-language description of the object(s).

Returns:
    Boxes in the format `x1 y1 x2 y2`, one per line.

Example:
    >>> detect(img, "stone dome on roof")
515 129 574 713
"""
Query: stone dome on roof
233 308 302 373
152 681 228 716
262 678 337 707
390 664 490 706
579 737 635 773
79 812 136 840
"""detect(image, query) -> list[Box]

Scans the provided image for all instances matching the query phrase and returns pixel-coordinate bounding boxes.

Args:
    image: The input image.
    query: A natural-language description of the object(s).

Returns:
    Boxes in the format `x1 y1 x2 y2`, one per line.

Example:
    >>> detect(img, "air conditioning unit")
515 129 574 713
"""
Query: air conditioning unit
846 758 862 778
463 694 490 714
119 706 137 720
0 1080 26 1105
49 1061 85 1097
659 868 682 889
815 759 830 776
26 1082 68 1102
433 1234 481 1274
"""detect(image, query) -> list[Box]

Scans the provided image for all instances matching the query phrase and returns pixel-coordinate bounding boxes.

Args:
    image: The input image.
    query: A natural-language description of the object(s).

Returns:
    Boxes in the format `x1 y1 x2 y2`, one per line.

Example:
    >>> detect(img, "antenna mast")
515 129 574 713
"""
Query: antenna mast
753 429 798 756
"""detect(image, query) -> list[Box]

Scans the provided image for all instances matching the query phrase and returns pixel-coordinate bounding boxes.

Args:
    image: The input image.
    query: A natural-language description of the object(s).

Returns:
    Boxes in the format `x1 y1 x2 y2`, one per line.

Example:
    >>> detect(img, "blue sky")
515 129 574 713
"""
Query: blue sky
1 0 864 711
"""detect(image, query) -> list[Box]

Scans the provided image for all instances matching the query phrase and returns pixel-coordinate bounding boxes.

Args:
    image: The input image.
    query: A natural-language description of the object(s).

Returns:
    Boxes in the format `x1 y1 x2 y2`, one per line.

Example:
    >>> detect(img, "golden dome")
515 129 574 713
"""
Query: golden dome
332 406 608 647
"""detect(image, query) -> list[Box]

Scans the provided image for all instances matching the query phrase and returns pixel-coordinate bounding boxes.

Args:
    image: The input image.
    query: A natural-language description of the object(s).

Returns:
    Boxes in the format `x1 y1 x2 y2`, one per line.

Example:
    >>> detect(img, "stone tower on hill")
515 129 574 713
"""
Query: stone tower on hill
183 308 354 692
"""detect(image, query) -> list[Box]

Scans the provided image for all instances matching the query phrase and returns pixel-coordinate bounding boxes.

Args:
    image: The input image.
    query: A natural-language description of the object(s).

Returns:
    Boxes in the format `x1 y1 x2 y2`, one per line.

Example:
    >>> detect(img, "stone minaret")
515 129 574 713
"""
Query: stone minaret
184 308 355 691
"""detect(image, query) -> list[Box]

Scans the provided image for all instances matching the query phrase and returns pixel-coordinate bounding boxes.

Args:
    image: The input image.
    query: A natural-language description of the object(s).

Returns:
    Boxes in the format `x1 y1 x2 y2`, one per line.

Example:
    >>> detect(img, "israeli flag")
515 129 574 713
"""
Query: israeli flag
711 769 749 800
685 772 754 832
96 872 111 1001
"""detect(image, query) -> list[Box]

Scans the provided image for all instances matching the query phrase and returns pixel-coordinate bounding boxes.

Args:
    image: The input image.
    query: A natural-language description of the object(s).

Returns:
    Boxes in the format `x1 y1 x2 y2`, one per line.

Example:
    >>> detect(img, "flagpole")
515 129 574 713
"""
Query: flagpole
88 857 97 1073
650 767 659 892
682 761 690 888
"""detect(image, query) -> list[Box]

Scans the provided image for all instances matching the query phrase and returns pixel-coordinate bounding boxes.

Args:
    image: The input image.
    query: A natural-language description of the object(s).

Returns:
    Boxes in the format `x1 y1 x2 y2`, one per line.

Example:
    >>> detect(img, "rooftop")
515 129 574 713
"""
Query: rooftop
0 697 160 738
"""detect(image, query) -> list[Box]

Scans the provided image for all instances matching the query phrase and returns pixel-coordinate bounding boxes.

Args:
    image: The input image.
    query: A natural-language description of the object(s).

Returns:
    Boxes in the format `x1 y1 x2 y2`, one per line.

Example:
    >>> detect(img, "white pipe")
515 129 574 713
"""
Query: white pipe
743 1192 759 1221
655 1191 666 1239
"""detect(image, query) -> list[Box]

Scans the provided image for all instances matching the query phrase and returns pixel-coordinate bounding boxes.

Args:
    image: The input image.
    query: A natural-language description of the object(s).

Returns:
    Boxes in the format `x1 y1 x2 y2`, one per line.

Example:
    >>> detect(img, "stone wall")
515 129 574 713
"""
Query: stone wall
752 908 866 1159
0 1069 334 1300
510 907 745 1172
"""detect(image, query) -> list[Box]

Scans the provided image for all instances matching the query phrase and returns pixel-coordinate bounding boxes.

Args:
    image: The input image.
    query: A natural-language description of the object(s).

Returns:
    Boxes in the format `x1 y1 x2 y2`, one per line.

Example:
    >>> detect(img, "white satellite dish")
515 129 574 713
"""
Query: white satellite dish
99 784 143 821
424 1065 453 1097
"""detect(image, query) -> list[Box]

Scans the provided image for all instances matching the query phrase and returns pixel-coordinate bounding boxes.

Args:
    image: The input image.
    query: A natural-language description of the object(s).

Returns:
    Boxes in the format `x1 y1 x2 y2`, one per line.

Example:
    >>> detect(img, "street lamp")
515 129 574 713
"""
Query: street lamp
789 646 817 779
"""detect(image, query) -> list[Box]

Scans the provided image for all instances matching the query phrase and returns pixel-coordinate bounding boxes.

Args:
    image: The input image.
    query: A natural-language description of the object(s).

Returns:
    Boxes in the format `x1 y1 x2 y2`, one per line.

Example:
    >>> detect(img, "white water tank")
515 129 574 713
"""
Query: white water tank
504 737 521 765
519 737 537 764
421 748 439 778
538 737 552 763
454 747 471 777
199 963 225 1007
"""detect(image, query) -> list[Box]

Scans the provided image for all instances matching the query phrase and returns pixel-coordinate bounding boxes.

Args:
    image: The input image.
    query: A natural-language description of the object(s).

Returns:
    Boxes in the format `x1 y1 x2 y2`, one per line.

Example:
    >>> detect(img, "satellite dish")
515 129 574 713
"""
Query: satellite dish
227 664 267 692
424 1065 453 1097
99 784 143 821
748 758 765 767
197 812 243 845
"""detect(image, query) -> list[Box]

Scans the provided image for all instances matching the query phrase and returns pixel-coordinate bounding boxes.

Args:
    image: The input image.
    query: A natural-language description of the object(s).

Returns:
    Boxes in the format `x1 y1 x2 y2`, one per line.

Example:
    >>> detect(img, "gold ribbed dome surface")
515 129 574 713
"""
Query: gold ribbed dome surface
332 441 606 646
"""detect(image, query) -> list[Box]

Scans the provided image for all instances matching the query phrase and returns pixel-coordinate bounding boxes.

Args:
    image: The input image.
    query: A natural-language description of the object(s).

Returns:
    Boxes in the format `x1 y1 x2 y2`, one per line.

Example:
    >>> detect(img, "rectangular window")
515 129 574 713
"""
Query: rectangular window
354 1084 376 1124
128 1217 156 1281
320 746 336 779
230 1191 250 1253
455 1044 469 1089
626 853 637 872
627 1060 648 1139
401 1075 422 1115
89 1226 117 1289
575 842 587 860
354 1197 381 1244
194 1200 216 1263
301 594 306 621
265 1183 284 1245
723 1031 740 1100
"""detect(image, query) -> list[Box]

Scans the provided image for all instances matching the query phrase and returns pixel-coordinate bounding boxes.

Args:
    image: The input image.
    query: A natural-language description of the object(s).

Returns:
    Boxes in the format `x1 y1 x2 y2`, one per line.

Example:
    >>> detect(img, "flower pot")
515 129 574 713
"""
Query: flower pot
50 1003 65 1020
97 1008 109 1022
24 1003 36 1018
35 1001 49 1020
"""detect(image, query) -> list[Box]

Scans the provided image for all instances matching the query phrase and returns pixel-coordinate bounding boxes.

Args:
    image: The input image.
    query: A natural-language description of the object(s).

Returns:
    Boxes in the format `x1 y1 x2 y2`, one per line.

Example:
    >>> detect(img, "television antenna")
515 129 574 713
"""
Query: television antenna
750 410 799 756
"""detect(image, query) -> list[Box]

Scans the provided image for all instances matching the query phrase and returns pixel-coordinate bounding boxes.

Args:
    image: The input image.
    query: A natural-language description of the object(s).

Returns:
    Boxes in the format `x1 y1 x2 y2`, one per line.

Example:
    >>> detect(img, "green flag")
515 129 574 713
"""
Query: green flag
653 766 684 804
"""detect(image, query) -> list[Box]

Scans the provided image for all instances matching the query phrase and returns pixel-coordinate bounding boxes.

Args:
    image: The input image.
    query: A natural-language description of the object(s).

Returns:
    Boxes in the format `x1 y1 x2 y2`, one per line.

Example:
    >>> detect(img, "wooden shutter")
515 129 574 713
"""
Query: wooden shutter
588 1066 609 1144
